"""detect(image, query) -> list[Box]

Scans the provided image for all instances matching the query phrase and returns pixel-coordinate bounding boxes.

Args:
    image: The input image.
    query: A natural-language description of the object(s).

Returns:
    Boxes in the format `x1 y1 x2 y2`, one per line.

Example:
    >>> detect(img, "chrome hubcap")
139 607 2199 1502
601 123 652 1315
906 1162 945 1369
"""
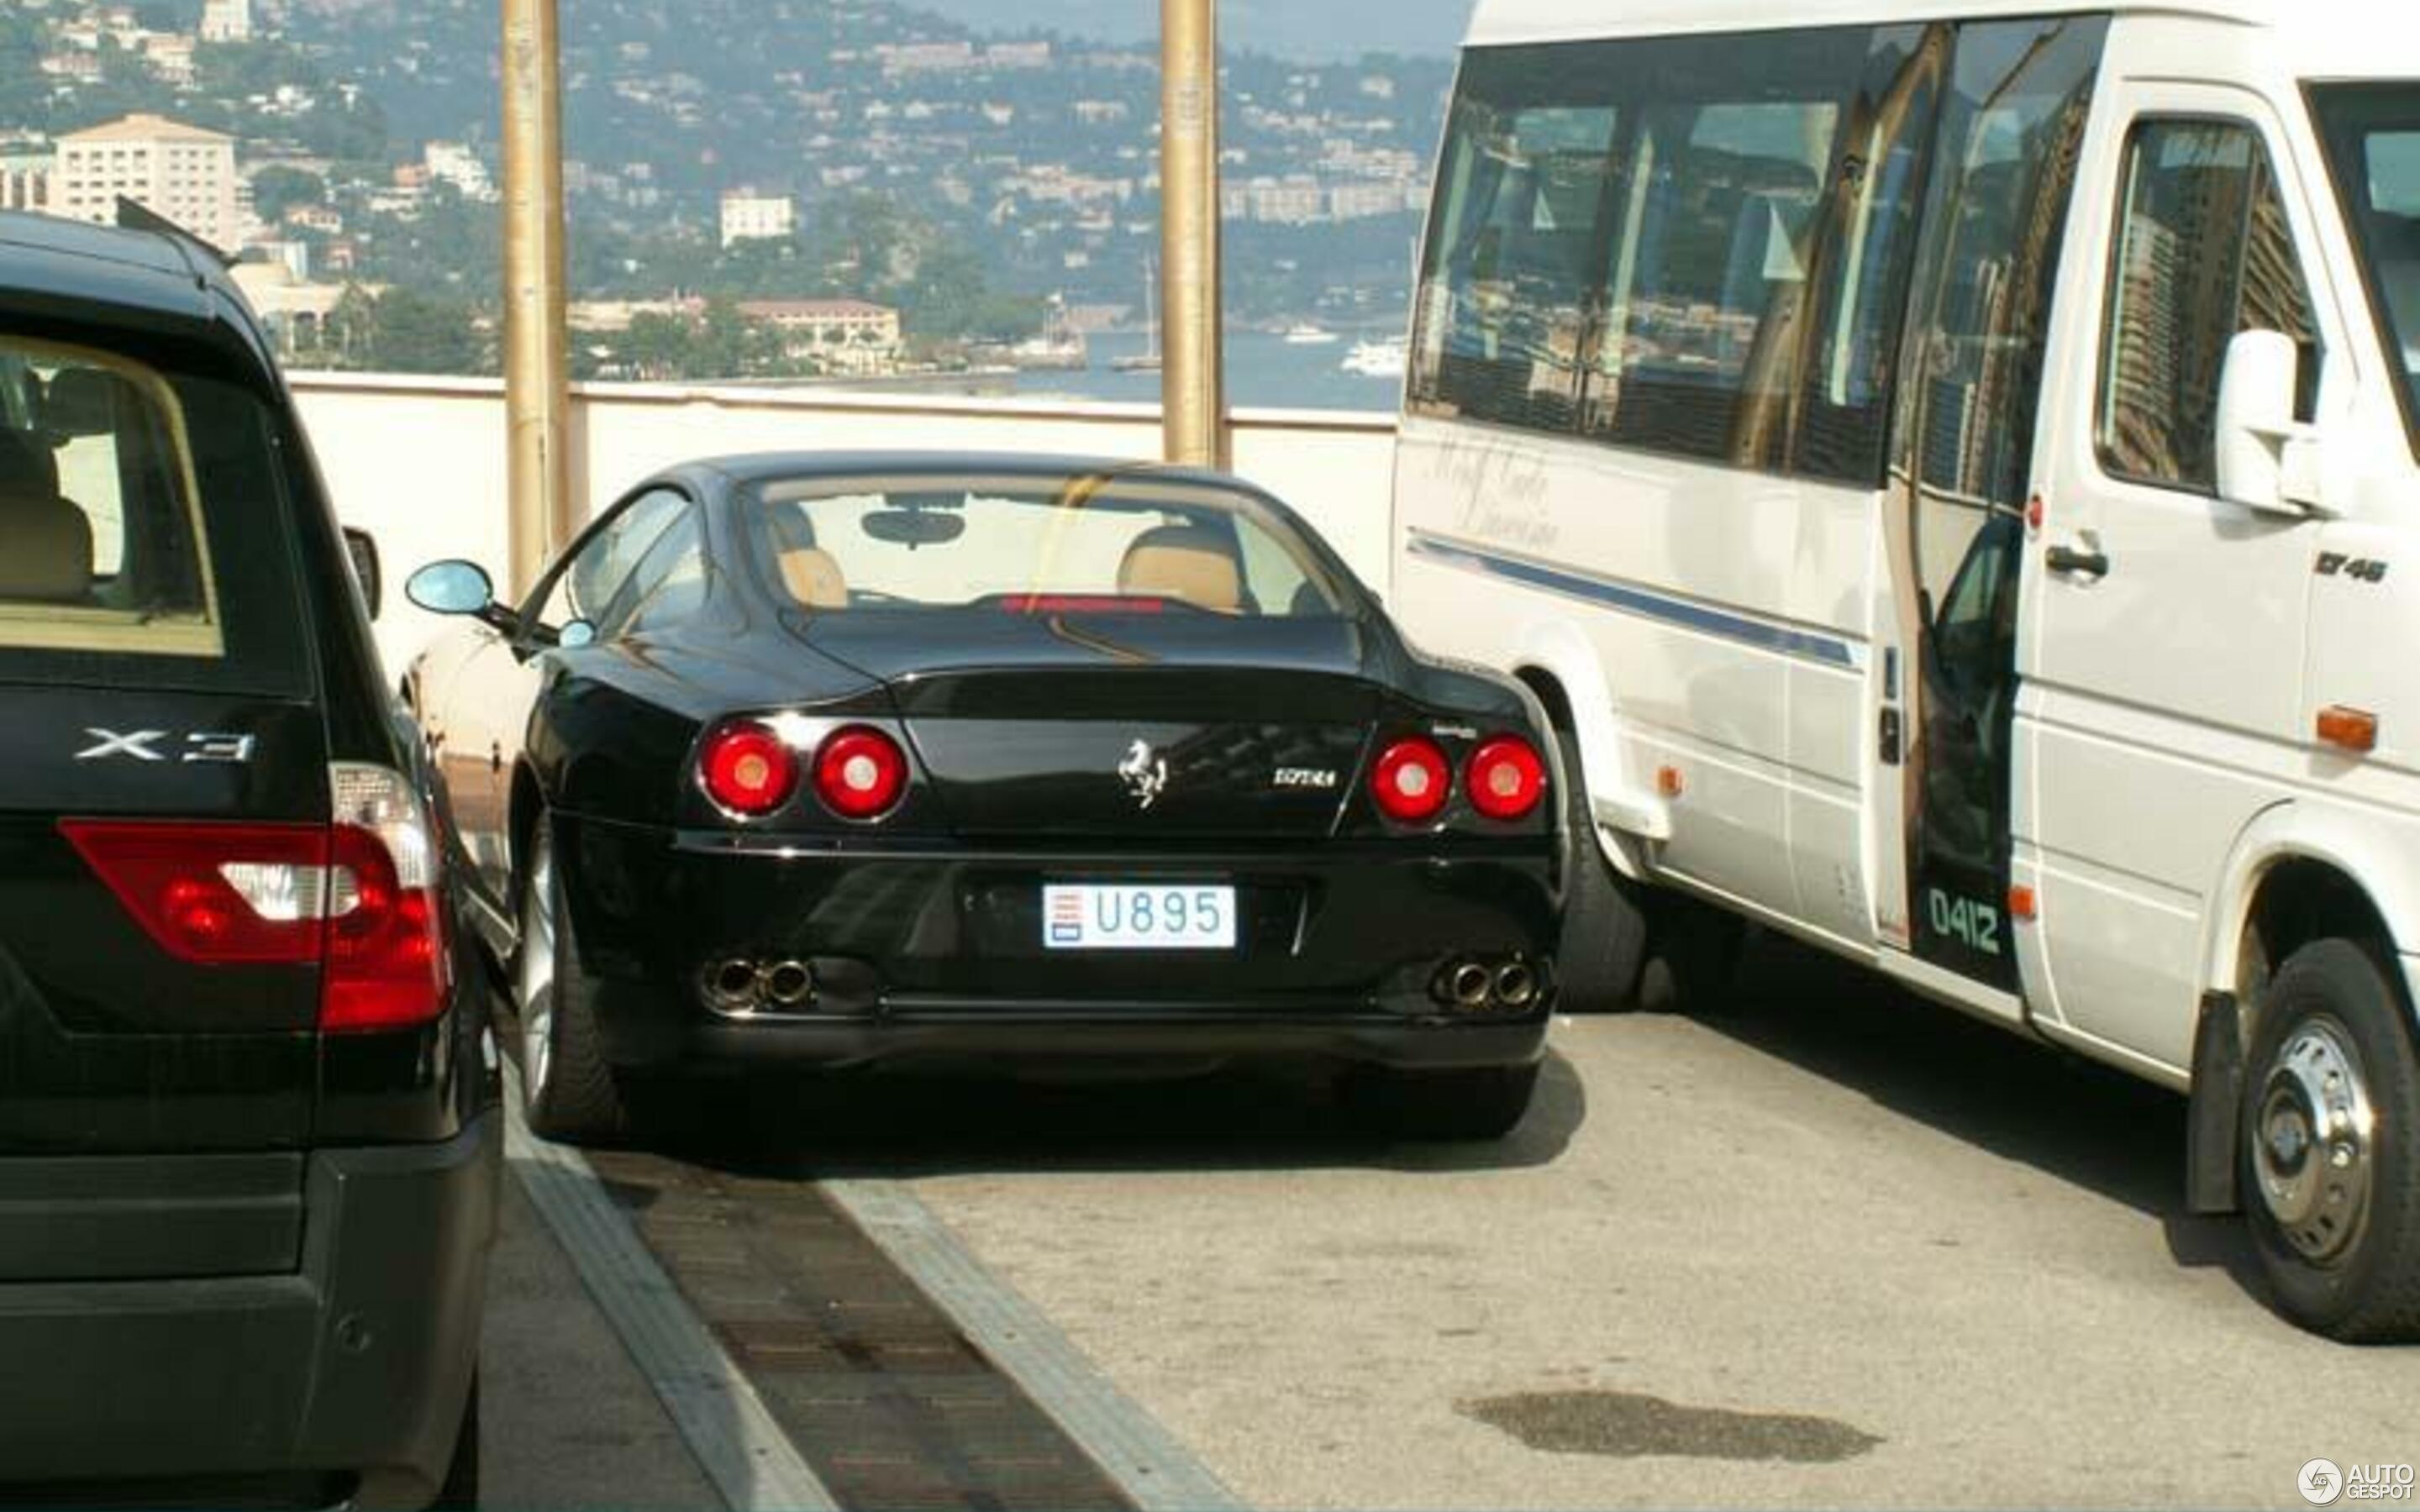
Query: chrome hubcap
517 840 557 1105
2253 1016 2376 1265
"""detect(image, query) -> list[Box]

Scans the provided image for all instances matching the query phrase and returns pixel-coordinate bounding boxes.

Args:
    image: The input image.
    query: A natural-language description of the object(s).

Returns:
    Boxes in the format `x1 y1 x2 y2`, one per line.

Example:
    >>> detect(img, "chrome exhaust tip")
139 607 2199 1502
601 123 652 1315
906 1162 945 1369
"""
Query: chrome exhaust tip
1494 962 1538 1010
704 958 763 1015
1449 961 1493 1010
763 960 815 1010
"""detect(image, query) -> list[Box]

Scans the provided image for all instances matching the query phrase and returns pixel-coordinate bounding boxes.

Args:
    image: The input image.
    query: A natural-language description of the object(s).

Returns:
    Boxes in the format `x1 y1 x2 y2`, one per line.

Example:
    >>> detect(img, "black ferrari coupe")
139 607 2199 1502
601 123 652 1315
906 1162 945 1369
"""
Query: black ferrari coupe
405 454 1564 1144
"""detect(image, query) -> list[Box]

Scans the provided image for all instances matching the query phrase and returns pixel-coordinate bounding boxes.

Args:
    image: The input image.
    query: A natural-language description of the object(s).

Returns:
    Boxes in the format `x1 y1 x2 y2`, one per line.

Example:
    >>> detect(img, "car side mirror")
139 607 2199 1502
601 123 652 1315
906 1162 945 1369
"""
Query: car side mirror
2215 329 2328 517
406 559 516 632
342 526 382 619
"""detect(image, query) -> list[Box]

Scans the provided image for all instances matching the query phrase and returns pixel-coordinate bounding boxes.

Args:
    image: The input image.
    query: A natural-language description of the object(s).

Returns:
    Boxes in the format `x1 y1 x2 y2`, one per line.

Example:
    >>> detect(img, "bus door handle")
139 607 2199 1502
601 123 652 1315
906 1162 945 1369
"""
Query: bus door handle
2046 543 2111 580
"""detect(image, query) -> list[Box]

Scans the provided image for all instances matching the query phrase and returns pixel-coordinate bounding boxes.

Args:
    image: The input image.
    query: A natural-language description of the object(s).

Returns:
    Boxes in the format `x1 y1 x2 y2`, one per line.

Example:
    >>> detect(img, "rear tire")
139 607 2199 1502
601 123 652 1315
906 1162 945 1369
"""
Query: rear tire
1346 1062 1541 1142
432 1376 479 1509
516 822 630 1146
1552 730 1649 1012
1634 893 1749 1015
2241 938 2420 1341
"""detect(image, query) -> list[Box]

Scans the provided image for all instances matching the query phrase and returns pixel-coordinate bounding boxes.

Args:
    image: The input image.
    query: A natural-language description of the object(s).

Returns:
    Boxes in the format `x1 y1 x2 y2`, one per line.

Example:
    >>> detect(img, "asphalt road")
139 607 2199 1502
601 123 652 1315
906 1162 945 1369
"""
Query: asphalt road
480 936 2420 1509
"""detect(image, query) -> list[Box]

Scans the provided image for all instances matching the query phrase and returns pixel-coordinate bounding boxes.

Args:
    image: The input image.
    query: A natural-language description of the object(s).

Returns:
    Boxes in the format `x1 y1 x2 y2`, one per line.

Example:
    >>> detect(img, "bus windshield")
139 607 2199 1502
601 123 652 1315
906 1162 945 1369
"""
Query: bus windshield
2312 82 2420 457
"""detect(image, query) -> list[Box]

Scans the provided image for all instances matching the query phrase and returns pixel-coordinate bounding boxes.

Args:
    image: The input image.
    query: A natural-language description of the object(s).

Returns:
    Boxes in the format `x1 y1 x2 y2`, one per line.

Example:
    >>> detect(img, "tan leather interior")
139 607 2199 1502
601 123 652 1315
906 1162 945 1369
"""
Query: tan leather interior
779 546 850 609
0 431 92 603
1117 525 1242 612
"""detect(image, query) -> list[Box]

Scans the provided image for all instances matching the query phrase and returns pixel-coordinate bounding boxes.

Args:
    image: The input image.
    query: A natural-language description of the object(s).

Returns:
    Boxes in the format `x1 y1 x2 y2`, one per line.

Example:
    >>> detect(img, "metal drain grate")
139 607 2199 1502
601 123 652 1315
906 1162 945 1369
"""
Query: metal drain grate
587 1151 1137 1512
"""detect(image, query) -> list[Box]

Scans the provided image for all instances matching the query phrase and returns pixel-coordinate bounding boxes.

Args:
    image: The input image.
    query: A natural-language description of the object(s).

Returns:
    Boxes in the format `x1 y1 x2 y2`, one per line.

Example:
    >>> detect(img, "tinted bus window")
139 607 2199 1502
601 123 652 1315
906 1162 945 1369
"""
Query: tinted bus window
1410 25 1943 486
1410 49 1622 436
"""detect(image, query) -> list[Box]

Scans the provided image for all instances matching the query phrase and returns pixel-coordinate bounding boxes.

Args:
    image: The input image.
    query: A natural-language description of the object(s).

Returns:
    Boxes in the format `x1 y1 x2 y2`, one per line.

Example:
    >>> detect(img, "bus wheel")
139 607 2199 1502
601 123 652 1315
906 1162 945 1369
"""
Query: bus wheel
2241 937 2420 1341
1553 730 1648 1012
1634 892 1746 1016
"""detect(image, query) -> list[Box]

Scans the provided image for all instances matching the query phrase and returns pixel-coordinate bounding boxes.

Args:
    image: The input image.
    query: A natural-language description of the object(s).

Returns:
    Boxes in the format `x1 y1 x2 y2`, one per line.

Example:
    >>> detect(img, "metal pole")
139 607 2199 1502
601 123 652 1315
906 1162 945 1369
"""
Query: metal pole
501 0 572 597
1160 0 1225 468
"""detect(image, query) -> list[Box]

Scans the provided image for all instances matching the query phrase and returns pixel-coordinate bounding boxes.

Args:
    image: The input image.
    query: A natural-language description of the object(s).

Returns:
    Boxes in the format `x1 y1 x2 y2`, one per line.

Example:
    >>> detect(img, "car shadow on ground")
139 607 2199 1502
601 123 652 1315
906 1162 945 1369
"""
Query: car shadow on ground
1685 931 2265 1297
634 1047 1589 1182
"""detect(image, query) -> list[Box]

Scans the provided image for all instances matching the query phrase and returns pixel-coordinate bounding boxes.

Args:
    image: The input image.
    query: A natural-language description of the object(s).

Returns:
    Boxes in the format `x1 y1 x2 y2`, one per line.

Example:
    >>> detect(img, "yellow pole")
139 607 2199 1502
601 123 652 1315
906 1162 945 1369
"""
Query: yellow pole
1160 0 1226 468
501 0 572 597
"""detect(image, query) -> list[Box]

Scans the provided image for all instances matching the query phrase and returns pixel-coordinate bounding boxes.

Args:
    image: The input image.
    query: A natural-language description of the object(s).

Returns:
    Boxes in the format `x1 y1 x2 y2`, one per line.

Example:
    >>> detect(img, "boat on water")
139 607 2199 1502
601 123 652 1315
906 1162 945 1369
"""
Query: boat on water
1341 337 1408 379
1282 323 1339 346
1004 296 1089 370
1111 256 1163 373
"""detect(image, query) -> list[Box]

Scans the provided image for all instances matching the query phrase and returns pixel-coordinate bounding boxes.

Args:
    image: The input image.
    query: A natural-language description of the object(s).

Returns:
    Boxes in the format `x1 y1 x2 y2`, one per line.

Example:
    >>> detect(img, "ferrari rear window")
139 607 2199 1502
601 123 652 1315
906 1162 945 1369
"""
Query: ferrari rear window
747 472 1349 617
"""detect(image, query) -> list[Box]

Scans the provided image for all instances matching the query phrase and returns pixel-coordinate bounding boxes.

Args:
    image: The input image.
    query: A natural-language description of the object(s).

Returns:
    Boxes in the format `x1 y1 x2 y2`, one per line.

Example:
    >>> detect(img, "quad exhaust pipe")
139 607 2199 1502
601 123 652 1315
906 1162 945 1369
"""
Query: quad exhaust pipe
702 958 817 1016
1432 955 1547 1014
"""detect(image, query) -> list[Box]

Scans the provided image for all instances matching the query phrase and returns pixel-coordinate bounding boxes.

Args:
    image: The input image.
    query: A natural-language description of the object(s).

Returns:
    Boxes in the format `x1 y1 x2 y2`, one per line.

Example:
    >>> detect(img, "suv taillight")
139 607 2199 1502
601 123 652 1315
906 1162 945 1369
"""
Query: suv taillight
321 763 450 1032
60 763 450 1034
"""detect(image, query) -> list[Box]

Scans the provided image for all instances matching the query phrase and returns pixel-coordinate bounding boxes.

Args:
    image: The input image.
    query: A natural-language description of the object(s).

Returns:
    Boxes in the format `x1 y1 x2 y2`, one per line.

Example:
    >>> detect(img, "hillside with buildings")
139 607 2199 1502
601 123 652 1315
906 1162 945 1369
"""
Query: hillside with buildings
0 0 1449 381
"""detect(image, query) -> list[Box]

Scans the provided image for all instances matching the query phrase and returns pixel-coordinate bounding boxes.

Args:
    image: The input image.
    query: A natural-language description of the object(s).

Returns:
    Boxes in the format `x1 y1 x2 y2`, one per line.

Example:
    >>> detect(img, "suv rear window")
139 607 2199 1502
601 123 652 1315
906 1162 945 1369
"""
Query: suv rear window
0 335 308 695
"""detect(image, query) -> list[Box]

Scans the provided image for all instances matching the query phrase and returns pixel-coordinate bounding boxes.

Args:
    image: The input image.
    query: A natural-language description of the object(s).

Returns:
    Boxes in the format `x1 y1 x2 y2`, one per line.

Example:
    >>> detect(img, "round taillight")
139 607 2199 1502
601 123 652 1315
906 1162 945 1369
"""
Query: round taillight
701 722 798 817
813 726 908 821
1370 738 1452 824
1466 735 1547 822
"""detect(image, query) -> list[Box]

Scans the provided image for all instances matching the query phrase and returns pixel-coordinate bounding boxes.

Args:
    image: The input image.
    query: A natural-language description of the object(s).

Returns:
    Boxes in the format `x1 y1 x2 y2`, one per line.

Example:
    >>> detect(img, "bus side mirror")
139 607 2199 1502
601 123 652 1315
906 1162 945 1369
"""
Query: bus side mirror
2215 329 2328 517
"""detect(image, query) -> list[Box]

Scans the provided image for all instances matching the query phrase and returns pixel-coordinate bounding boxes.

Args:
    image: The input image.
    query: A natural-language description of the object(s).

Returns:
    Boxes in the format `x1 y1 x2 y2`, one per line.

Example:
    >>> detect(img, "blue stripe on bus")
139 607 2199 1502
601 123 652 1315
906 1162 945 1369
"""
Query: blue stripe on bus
1404 531 1861 671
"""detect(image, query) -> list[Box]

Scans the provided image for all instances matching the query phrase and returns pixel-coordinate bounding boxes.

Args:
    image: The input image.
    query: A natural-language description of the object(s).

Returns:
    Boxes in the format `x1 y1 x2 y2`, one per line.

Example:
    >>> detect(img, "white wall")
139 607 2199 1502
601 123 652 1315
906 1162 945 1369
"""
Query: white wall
288 374 1400 675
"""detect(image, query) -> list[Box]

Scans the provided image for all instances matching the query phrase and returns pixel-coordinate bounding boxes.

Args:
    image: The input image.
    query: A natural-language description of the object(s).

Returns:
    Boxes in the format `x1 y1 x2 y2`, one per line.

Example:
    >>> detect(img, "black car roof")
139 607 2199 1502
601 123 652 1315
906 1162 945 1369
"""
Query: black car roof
0 210 287 387
692 450 1261 496
0 210 218 318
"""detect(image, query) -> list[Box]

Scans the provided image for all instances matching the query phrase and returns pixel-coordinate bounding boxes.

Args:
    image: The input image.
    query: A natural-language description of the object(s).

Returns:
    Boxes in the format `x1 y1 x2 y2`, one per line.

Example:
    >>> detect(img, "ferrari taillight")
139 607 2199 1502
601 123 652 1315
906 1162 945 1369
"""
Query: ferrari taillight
1370 738 1452 824
60 763 451 1034
700 722 799 817
1465 735 1547 822
813 726 908 821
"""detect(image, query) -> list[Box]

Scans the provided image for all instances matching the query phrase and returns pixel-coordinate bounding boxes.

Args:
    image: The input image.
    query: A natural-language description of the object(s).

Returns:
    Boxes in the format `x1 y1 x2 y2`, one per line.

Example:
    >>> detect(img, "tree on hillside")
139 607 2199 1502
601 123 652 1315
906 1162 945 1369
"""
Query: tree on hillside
250 166 327 225
366 288 484 375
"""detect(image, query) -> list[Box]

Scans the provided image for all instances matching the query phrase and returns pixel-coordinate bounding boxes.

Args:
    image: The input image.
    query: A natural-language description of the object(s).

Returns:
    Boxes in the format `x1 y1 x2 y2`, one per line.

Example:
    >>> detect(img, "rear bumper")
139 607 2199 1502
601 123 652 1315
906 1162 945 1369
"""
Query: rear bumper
0 1111 500 1507
563 816 1560 1074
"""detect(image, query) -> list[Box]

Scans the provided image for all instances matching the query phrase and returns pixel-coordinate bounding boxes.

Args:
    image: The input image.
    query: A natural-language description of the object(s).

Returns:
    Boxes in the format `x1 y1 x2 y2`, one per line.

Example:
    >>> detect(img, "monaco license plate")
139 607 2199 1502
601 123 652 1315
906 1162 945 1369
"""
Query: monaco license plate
1043 884 1237 951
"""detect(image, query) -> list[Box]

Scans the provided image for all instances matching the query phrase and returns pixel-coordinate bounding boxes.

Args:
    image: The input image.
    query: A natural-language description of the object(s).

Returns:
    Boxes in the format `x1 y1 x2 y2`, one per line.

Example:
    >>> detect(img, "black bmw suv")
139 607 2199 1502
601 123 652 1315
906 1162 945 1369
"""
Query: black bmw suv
0 213 497 1504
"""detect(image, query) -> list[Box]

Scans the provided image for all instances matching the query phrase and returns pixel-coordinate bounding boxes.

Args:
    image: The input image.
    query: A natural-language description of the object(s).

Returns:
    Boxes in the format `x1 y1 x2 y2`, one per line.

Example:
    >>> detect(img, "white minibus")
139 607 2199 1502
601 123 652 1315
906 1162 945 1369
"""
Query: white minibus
1391 0 2420 1338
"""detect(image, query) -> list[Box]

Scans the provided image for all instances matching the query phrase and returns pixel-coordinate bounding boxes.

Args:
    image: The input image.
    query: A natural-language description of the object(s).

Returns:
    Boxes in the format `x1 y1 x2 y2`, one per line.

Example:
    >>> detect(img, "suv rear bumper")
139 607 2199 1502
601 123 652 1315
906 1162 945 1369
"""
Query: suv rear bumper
0 1110 500 1507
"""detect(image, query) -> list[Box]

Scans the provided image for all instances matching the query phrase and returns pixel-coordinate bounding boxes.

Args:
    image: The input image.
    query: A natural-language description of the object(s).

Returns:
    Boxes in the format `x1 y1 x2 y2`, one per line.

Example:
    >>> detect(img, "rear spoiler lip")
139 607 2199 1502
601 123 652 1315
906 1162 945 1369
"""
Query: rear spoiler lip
113 197 239 271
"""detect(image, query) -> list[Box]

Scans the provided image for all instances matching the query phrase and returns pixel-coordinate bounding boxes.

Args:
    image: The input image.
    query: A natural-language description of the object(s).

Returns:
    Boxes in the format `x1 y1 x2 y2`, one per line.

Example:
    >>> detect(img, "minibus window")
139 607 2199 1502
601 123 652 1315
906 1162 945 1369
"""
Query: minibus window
1409 25 1949 488
2312 85 2420 459
1411 46 1623 435
2098 121 2322 493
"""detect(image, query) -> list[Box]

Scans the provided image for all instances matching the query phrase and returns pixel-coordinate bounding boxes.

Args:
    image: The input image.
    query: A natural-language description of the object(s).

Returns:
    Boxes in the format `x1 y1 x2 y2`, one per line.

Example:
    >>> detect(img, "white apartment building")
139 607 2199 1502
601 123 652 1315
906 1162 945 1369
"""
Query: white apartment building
423 142 498 202
0 146 50 215
719 189 795 248
55 115 241 249
200 0 254 44
736 299 902 372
